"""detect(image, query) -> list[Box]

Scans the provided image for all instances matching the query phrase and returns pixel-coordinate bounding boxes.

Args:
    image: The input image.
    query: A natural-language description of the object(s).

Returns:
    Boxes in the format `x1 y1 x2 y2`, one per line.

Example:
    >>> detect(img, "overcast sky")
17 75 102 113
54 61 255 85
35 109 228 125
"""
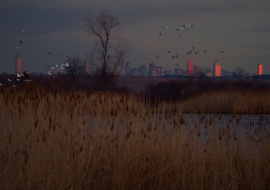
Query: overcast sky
1 0 270 74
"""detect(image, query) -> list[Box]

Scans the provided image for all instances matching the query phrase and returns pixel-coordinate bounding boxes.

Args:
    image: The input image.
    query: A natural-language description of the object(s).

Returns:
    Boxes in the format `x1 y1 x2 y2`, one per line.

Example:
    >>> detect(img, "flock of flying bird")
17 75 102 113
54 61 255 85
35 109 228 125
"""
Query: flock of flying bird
17 30 77 61
0 71 31 87
13 23 237 76
158 23 228 65
47 62 70 75
134 23 237 67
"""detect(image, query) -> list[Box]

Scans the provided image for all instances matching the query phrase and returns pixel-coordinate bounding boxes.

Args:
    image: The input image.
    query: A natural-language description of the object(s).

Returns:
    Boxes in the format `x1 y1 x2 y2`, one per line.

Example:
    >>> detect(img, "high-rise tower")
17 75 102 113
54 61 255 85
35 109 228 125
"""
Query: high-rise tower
187 60 194 76
15 46 22 74
213 59 221 77
257 63 263 75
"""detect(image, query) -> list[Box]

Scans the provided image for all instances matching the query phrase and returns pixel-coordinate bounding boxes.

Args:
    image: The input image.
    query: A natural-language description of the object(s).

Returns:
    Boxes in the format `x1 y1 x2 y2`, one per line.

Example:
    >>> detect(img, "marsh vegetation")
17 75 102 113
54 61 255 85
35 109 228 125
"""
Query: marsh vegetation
0 76 270 189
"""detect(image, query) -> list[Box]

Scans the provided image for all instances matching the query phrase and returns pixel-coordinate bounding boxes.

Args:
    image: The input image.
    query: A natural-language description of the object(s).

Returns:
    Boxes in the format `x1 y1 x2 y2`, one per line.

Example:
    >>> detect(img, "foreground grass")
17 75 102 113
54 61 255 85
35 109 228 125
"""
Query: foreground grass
0 84 270 189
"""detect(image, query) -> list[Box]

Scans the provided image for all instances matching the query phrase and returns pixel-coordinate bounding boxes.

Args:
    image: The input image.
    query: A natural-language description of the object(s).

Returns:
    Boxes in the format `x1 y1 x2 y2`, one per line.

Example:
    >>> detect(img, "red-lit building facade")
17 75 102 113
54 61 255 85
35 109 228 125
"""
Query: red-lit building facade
15 46 22 74
187 60 194 76
213 60 221 77
257 63 263 75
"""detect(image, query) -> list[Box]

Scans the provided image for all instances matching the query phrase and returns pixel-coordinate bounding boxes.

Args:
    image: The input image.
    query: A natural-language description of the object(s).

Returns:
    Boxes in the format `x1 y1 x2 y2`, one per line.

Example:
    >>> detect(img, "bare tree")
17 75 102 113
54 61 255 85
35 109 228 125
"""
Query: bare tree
85 9 131 89
65 56 84 79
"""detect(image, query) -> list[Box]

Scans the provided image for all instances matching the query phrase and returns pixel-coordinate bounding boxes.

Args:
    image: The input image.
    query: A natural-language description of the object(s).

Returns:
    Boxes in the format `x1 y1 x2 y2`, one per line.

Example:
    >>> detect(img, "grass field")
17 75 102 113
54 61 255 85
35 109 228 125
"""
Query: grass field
1 79 270 189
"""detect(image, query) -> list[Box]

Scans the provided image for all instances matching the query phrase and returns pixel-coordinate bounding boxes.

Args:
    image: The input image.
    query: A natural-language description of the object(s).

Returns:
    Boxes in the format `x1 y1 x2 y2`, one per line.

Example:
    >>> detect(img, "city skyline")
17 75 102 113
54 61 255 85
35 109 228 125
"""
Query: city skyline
1 1 270 74
120 59 263 77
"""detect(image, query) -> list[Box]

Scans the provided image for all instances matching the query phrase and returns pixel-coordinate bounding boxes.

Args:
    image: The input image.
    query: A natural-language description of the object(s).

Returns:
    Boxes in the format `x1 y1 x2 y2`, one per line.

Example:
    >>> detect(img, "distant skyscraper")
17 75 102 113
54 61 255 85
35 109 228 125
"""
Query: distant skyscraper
213 60 221 77
174 68 183 76
125 62 131 75
15 46 22 74
139 65 146 76
187 60 194 76
257 63 263 75
148 62 156 76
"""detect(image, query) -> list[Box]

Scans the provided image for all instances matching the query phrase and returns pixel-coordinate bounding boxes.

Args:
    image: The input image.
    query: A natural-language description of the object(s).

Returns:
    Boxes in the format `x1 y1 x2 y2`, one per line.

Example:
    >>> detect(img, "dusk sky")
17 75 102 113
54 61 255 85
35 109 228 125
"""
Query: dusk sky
1 0 270 74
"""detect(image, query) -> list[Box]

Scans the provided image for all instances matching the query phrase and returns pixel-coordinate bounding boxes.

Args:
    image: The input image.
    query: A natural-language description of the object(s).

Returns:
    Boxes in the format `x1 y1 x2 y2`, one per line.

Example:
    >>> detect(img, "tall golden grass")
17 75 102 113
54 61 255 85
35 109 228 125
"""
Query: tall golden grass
0 84 270 189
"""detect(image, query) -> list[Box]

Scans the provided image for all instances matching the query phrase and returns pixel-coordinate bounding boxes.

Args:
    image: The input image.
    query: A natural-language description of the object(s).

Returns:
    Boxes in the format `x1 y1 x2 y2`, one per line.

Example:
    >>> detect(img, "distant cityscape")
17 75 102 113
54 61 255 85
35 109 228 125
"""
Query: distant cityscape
117 60 263 79
15 47 264 79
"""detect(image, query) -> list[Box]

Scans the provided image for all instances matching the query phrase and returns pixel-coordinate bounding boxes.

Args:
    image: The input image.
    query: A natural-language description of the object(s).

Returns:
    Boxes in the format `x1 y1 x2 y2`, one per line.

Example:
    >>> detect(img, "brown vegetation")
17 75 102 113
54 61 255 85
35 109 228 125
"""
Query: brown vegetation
0 78 270 189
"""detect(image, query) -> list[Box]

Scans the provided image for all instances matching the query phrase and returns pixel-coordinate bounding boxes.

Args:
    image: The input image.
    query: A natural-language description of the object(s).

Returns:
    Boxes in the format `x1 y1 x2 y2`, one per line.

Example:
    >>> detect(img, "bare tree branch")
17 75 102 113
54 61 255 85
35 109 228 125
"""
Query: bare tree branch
65 56 84 79
85 9 130 89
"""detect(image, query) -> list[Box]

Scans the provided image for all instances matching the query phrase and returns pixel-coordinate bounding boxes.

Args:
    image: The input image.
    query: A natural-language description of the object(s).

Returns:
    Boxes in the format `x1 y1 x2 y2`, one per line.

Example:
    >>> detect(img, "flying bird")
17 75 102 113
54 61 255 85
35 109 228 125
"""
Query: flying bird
19 40 23 44
177 33 183 38
176 27 186 30
162 26 171 29
221 51 225 54
184 24 193 28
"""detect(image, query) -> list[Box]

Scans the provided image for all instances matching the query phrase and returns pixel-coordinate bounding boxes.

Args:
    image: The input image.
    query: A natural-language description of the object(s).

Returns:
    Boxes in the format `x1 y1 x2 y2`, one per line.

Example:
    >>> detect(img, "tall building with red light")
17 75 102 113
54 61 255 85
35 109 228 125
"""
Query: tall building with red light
187 60 194 76
15 46 22 74
148 61 156 76
257 63 263 75
213 59 221 77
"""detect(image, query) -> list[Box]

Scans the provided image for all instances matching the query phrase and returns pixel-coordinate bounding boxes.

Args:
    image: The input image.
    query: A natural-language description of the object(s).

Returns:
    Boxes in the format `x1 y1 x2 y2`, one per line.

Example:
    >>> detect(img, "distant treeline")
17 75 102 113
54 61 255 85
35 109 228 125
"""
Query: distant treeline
1 73 270 103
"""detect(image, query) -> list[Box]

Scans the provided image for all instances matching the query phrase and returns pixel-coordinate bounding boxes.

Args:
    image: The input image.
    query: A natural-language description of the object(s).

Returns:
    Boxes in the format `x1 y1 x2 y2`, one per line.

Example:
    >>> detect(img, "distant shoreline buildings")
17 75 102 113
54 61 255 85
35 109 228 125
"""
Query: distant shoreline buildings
115 59 263 78
14 47 264 78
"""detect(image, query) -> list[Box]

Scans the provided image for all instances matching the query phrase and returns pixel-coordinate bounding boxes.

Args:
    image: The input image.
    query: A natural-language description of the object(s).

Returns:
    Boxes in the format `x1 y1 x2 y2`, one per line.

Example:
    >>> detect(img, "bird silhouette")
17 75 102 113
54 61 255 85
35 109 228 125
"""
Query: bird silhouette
19 40 23 44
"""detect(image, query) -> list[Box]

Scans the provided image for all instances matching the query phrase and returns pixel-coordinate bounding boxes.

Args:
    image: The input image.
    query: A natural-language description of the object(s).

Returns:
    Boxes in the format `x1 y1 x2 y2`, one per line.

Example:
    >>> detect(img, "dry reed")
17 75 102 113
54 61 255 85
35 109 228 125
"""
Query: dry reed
0 84 270 189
